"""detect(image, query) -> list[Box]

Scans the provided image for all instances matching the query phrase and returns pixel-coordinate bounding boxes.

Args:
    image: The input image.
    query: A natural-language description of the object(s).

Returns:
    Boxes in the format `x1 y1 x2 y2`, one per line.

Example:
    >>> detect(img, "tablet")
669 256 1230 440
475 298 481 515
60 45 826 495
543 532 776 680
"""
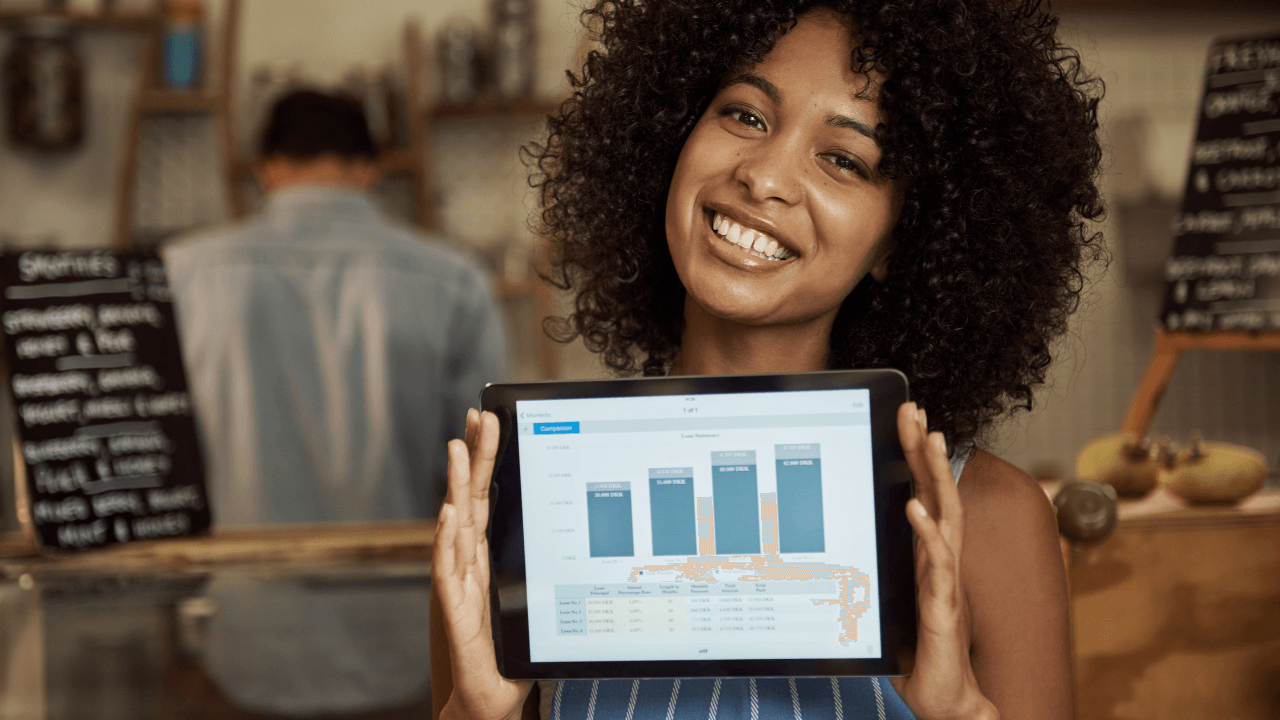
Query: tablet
480 369 916 680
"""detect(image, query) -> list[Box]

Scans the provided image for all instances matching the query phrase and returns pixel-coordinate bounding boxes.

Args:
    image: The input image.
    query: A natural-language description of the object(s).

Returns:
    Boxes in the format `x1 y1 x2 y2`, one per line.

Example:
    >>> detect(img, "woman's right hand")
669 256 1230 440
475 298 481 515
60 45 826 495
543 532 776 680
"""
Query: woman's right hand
433 408 533 720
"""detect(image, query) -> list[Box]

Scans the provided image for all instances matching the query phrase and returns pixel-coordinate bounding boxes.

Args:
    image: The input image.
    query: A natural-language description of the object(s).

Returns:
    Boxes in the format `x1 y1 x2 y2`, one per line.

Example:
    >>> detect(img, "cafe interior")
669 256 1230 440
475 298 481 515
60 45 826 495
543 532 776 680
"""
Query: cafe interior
0 0 1279 717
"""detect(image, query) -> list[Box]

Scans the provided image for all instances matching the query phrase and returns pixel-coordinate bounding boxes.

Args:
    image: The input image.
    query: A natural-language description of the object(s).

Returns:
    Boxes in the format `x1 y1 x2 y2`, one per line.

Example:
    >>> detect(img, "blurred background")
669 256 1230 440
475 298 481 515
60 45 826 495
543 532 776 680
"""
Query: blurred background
3 0 1278 486
1 1 1279 719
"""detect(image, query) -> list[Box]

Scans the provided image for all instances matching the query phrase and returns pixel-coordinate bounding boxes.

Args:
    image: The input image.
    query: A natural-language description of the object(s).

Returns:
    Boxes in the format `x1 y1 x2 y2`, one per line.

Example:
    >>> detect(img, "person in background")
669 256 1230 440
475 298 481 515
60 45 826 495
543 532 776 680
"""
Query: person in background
162 89 508 716
165 89 508 526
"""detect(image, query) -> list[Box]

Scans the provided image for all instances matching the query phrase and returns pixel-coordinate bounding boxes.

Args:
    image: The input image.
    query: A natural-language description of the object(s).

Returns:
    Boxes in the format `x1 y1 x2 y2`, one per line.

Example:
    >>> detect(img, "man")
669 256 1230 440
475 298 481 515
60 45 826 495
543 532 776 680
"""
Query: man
165 89 508 527
164 89 508 716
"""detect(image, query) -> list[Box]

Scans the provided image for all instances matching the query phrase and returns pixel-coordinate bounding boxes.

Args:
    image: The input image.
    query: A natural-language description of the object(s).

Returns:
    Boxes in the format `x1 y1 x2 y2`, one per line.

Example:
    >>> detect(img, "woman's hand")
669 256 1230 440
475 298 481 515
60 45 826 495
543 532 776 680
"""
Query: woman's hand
433 409 533 720
889 402 1000 720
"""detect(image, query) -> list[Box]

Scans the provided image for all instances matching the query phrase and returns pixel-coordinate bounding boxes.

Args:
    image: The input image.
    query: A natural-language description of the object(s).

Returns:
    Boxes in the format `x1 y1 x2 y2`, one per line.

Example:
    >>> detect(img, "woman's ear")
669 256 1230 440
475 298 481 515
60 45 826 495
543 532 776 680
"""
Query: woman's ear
869 241 894 282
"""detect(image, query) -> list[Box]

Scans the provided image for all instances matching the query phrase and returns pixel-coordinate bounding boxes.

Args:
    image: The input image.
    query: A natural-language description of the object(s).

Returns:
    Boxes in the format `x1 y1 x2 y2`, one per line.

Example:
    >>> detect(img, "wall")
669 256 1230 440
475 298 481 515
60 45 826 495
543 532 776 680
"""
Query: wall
1 2 1279 490
993 9 1280 481
0 0 584 248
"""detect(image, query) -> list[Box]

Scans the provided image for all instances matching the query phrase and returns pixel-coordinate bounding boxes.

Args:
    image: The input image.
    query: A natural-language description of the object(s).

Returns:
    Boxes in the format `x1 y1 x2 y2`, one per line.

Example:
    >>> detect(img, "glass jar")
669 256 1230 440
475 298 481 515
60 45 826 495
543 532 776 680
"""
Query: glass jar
3 18 85 151
438 20 484 106
491 0 535 99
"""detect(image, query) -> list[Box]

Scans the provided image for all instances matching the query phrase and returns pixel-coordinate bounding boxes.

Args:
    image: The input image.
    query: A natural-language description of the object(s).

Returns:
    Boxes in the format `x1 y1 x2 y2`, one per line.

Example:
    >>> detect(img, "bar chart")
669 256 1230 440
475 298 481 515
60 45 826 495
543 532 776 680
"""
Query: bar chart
518 387 881 662
583 445 829 559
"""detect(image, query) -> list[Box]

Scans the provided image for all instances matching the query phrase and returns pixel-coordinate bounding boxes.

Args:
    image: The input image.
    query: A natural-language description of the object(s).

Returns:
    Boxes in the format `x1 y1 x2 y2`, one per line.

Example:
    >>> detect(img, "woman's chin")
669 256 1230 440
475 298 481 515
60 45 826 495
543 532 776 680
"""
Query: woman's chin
685 291 812 329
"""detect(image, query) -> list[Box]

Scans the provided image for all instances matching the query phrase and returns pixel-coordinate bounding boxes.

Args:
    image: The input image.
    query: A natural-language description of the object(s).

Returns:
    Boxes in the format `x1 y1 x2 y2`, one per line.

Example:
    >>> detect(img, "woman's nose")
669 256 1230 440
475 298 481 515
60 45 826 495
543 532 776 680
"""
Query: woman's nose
733 136 803 205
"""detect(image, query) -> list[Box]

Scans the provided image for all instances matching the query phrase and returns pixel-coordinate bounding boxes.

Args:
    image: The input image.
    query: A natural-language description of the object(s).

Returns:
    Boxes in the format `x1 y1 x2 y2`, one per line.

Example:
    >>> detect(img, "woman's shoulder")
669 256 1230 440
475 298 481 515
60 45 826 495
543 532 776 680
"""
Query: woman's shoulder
956 448 1056 529
956 447 1062 580
956 448 1071 690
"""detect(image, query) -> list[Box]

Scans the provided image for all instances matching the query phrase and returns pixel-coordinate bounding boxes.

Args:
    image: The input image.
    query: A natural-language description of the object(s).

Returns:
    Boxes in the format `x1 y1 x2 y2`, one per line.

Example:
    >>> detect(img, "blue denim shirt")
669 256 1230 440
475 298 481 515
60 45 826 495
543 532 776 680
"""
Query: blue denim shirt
164 186 509 526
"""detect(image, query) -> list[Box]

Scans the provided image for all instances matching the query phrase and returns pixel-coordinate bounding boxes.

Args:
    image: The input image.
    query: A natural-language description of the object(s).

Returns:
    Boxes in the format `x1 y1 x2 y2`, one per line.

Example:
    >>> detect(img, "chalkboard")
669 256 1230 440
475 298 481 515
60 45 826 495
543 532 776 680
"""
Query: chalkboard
1161 33 1280 331
0 250 210 552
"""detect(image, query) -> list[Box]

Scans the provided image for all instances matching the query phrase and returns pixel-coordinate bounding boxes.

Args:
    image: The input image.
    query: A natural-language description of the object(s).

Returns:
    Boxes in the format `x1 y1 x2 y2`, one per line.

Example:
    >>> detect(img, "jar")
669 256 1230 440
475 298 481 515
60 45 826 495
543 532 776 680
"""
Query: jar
491 0 535 99
161 0 205 90
3 18 85 151
438 20 484 105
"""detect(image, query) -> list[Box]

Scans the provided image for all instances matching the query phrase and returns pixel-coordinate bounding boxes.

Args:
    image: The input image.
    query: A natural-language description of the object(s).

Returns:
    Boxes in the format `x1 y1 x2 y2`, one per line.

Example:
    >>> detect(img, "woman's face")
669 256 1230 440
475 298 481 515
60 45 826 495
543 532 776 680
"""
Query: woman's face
665 9 900 329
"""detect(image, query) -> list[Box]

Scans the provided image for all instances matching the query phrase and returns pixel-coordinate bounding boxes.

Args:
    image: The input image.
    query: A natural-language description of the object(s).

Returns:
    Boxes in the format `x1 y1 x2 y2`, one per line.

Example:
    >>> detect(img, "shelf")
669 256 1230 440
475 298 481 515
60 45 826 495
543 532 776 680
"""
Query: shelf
429 96 563 120
137 89 220 114
0 8 158 28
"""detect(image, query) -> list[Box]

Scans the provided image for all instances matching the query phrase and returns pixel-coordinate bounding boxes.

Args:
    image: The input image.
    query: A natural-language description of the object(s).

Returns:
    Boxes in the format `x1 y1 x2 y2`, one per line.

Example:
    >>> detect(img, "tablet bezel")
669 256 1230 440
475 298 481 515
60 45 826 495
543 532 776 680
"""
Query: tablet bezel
480 369 916 680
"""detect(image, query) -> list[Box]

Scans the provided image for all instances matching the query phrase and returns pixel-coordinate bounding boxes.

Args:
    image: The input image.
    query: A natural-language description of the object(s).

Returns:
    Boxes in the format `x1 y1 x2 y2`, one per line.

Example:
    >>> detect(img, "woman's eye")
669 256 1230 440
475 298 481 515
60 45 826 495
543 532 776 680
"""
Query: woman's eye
824 152 869 179
723 107 766 130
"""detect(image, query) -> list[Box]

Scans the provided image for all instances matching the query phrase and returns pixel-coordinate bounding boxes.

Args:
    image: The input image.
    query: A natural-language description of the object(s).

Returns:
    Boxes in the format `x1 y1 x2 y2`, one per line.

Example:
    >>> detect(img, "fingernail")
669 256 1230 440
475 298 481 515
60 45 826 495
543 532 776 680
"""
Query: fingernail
911 501 928 518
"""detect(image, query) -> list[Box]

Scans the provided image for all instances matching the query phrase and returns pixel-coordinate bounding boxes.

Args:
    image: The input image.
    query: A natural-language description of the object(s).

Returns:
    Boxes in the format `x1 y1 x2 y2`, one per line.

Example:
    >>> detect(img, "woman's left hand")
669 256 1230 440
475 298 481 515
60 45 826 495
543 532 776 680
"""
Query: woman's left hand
889 402 1000 720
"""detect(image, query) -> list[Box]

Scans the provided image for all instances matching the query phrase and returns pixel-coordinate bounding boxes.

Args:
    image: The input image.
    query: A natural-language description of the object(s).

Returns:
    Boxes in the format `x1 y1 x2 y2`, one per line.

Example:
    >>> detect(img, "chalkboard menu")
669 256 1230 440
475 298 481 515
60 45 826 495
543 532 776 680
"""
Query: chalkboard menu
1161 33 1280 331
0 250 210 552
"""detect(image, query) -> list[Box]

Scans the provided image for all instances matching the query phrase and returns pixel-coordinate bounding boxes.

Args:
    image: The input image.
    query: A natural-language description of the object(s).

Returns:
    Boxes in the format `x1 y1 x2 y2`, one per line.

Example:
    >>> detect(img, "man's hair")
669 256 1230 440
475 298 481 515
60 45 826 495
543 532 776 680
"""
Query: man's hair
258 89 377 160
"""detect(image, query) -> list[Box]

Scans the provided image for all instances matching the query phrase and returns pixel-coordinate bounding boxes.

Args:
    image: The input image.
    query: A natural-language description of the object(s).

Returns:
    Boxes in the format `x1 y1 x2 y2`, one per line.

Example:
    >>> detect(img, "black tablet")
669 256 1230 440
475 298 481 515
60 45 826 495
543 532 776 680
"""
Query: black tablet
480 369 915 680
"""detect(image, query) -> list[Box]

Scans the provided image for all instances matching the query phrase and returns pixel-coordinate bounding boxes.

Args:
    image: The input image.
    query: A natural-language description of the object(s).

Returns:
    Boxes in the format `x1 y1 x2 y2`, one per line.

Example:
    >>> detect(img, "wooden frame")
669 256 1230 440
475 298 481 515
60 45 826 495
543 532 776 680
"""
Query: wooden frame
1121 329 1280 437
112 0 242 248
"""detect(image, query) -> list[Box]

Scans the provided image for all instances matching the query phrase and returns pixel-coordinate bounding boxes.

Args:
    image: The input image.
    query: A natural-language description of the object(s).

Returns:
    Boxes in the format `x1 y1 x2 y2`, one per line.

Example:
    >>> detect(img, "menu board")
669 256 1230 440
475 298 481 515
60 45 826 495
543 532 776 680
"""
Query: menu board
0 250 210 552
1161 33 1280 331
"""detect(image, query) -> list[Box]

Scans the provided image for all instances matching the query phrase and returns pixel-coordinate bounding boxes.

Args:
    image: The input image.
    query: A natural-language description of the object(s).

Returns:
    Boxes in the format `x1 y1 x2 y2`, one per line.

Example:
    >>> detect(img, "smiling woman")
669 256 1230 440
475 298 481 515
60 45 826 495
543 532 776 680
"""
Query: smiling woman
663 13 900 367
433 1 1106 719
531 0 1104 450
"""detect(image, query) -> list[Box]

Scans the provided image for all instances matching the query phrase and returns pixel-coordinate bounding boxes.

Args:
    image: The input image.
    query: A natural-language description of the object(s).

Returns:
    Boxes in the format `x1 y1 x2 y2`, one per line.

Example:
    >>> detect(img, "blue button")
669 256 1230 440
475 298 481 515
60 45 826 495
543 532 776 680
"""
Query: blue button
534 422 580 434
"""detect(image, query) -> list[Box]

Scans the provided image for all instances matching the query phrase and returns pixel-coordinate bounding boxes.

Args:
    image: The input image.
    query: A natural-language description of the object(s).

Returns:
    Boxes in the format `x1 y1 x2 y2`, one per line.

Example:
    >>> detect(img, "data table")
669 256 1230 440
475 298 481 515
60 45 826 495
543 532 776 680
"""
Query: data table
555 581 840 636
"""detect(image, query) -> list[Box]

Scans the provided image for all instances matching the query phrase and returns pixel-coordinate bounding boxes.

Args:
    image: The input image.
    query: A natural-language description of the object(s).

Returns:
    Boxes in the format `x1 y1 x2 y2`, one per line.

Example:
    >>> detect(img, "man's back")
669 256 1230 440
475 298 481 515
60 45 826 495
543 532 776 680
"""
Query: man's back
165 187 508 526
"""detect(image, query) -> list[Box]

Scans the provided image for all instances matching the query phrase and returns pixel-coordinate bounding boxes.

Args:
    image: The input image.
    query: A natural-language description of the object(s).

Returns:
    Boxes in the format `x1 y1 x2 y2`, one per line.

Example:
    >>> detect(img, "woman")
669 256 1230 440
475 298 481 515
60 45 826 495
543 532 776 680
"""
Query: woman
433 0 1104 717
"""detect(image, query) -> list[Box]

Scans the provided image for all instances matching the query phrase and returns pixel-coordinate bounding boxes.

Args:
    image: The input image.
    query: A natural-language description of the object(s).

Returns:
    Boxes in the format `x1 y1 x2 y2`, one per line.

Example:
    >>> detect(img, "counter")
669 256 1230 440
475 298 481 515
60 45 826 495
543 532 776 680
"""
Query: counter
1066 487 1280 720
0 522 435 720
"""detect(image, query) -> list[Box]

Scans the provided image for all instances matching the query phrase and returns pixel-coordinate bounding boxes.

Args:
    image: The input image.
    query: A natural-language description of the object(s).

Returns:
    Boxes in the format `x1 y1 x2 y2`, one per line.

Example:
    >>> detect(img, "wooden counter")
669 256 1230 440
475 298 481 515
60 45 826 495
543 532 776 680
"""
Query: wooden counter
0 522 437 720
0 520 435 571
1067 487 1280 719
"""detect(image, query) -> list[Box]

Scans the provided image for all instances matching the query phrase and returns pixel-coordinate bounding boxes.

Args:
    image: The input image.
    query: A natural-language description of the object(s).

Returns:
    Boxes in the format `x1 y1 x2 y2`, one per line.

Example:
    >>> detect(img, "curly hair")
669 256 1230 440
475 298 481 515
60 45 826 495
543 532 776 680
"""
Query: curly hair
528 0 1105 448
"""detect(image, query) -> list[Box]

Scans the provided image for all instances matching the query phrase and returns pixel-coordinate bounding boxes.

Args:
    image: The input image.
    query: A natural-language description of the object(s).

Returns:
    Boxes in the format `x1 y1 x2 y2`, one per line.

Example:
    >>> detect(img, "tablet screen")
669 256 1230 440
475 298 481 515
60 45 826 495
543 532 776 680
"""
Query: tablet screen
515 387 880 664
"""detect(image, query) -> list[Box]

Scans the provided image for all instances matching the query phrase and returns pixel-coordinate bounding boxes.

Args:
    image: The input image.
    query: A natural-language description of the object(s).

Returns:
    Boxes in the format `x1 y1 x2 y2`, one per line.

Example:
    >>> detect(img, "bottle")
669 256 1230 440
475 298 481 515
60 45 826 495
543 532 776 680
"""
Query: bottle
161 0 205 90
491 0 535 99
439 20 483 105
3 18 85 151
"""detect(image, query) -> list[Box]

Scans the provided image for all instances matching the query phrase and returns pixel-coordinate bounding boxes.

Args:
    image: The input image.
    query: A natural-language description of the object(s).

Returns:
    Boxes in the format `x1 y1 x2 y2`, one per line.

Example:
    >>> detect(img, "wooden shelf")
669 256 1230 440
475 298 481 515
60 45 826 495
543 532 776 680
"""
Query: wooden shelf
0 8 158 28
429 96 563 120
137 89 221 114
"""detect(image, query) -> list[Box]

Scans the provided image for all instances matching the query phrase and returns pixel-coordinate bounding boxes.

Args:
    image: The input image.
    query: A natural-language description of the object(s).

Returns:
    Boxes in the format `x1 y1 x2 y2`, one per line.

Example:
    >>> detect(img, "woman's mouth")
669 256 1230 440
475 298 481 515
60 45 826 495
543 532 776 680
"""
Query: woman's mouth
710 212 795 261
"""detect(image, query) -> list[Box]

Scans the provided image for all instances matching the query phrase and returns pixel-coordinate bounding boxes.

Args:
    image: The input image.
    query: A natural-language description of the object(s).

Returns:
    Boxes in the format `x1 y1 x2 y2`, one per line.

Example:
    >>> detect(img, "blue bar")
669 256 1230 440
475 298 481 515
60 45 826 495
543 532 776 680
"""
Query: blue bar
587 482 634 557
776 444 825 553
534 422 580 435
711 451 760 555
649 468 697 556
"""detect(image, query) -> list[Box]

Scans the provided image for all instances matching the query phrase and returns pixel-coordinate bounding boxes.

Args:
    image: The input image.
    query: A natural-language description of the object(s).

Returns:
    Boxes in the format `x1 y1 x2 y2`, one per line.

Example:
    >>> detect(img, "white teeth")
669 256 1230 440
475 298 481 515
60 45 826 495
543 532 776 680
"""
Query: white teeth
711 213 793 261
